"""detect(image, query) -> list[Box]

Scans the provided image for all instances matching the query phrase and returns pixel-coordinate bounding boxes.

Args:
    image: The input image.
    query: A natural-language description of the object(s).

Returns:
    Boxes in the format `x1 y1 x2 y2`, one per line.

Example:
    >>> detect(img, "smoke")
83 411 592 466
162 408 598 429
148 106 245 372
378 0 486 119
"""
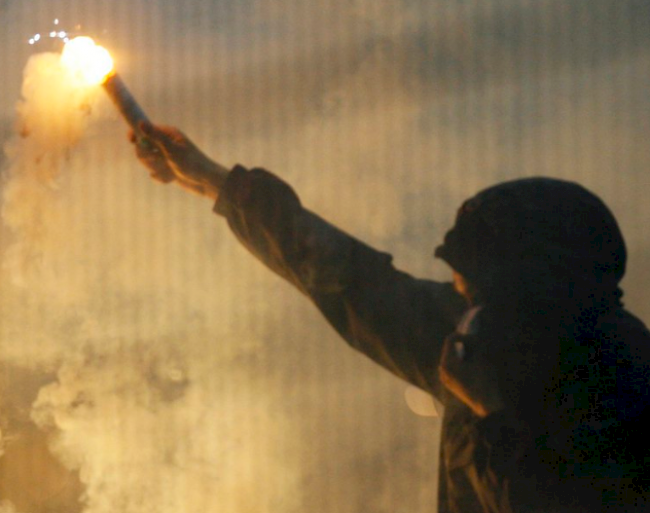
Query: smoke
0 2 649 513
1 41 434 513
30 347 302 513
0 51 305 513
0 52 106 364
3 53 99 268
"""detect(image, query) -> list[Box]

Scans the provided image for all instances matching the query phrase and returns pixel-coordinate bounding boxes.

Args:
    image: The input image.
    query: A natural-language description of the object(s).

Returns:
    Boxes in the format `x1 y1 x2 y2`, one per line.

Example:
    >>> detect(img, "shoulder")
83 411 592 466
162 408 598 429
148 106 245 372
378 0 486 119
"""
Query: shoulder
598 308 650 364
595 308 650 420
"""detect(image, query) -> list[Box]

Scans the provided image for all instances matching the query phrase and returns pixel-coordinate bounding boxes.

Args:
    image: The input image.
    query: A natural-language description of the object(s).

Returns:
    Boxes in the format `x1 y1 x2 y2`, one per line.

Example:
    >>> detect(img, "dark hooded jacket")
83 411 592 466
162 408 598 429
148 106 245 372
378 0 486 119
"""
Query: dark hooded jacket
215 167 650 512
435 178 650 511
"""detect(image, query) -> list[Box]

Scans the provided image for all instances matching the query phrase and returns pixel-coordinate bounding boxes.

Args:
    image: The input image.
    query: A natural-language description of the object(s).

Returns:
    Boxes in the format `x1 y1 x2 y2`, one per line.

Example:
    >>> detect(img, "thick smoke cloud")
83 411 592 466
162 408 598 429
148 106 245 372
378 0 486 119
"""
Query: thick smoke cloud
0 51 309 513
0 1 648 513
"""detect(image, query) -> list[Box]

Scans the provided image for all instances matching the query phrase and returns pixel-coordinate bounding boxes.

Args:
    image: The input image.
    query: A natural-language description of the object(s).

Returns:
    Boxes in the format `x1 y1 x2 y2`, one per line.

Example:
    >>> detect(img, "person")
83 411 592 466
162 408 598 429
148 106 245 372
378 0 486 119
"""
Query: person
130 123 650 513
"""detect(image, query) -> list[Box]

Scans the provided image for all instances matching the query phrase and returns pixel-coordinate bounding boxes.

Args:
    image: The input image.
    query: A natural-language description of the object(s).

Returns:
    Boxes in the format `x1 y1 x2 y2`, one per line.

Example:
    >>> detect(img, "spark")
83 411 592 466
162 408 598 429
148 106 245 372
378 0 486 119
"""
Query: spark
26 20 71 47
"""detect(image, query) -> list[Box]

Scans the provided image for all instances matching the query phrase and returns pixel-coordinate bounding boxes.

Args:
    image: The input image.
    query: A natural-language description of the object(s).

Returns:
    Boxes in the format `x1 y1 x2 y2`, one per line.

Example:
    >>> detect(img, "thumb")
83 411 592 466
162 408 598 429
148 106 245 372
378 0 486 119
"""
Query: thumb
137 122 187 155
136 122 177 156
137 121 170 149
138 120 155 138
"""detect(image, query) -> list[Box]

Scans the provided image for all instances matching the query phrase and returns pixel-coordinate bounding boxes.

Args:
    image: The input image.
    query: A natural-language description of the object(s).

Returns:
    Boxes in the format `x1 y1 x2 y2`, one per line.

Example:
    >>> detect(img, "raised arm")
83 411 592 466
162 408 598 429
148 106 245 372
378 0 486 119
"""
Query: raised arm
216 165 467 396
131 123 467 400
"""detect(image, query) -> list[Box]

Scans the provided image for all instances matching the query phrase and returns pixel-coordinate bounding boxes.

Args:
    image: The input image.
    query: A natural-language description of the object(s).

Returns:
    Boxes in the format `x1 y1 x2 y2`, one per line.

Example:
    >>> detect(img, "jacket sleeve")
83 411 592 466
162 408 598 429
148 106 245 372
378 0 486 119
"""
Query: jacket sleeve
214 165 467 399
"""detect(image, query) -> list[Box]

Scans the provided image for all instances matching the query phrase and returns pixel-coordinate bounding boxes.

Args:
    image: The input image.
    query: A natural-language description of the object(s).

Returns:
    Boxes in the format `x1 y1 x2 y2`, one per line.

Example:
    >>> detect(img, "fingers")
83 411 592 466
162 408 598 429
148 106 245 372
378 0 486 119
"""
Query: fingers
137 122 184 152
132 132 176 183
138 153 175 183
134 139 160 160
128 126 160 151
128 122 211 188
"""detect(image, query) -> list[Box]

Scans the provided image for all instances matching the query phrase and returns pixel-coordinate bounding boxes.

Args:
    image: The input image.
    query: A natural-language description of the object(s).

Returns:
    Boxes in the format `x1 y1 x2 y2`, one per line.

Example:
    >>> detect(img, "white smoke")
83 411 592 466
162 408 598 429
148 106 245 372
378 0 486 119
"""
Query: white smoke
0 51 302 513
0 51 107 366
2 52 103 291
31 347 301 513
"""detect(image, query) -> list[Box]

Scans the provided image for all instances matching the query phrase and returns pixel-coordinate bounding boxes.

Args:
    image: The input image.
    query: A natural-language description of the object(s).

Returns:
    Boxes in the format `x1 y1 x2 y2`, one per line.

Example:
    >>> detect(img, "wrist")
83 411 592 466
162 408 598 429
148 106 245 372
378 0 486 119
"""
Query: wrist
185 154 229 200
197 157 228 183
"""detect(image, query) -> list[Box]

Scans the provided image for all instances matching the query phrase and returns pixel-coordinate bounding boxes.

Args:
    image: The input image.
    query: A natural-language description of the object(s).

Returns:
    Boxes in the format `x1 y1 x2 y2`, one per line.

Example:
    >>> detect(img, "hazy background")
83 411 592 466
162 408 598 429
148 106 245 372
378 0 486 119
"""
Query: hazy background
0 1 648 512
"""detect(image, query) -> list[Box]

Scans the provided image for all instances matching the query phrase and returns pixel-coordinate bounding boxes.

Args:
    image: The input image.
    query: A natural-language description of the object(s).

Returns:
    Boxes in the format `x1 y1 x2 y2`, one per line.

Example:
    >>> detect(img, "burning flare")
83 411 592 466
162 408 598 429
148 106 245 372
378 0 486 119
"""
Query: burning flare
60 35 174 181
61 36 114 86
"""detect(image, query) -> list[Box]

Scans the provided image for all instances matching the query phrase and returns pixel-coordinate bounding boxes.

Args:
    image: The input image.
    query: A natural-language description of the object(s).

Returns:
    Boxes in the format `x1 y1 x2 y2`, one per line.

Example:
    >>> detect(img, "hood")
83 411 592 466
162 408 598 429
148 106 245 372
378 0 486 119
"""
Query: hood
435 177 626 308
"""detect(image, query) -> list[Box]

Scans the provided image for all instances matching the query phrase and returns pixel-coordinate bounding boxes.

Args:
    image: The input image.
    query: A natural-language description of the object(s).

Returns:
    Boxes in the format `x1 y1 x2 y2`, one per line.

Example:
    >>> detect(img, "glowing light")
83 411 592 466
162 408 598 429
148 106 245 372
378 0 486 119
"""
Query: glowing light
34 34 41 41
61 36 114 86
54 18 59 25
50 31 57 37
28 38 35 45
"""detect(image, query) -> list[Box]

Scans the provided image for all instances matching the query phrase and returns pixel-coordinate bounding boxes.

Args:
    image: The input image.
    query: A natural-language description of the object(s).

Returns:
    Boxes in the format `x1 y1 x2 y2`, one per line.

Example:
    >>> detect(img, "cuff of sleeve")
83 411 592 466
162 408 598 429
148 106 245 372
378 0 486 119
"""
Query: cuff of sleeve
213 164 251 217
213 164 303 220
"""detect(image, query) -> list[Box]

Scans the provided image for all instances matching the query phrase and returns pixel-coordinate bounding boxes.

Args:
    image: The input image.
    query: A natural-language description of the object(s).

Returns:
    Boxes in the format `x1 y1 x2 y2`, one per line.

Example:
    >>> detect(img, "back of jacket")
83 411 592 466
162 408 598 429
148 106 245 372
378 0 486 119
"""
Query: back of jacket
461 305 650 513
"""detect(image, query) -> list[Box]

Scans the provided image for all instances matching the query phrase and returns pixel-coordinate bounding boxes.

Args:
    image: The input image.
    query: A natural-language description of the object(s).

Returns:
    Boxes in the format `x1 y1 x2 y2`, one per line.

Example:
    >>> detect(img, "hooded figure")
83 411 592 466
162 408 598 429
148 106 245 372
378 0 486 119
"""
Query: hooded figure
132 124 650 513
435 178 650 512
436 177 626 311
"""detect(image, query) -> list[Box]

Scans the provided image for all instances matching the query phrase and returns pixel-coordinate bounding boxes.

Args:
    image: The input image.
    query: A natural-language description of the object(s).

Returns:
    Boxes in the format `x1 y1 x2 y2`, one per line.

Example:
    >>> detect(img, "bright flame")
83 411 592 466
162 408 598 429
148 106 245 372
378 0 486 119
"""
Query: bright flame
61 36 114 86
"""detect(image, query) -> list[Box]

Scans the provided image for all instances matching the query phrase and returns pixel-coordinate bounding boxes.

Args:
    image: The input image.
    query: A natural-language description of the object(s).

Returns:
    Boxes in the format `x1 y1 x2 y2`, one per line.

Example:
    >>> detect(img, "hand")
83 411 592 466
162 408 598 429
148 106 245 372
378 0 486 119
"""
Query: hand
439 306 506 417
130 123 229 200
